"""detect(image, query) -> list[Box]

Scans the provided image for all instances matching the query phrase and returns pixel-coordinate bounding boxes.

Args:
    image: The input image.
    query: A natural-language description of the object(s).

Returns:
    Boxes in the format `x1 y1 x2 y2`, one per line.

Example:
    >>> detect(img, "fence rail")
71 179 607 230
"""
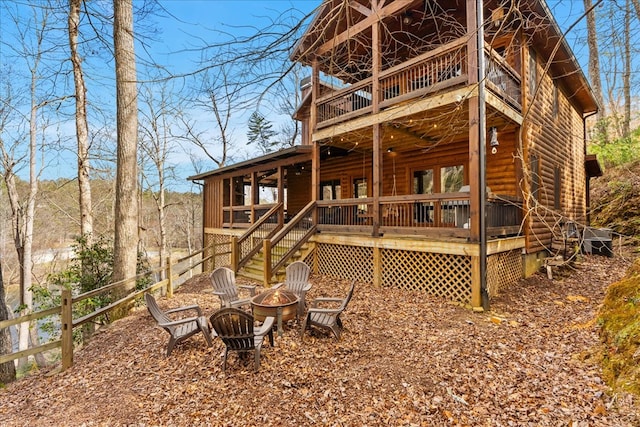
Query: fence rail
0 245 212 370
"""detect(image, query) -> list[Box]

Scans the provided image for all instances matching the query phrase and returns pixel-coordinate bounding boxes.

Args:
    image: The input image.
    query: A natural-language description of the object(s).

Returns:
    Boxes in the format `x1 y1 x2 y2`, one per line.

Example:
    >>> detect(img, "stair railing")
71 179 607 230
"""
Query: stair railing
232 202 284 272
263 201 316 284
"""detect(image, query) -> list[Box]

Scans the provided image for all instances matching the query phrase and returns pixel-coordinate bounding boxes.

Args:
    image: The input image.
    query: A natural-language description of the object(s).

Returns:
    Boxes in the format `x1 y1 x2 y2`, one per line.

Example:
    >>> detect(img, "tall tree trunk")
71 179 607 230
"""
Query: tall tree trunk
583 0 607 141
622 0 631 138
112 0 139 312
69 0 93 243
0 261 17 385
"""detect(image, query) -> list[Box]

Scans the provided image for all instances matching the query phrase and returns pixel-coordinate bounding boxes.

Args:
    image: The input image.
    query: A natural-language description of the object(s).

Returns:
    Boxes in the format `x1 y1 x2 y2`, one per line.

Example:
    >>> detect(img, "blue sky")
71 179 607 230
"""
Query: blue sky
1 0 597 192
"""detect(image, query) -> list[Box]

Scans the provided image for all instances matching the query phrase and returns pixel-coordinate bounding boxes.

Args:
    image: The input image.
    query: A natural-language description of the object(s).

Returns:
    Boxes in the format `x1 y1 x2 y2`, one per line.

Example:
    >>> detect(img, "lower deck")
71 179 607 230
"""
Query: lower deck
205 228 525 306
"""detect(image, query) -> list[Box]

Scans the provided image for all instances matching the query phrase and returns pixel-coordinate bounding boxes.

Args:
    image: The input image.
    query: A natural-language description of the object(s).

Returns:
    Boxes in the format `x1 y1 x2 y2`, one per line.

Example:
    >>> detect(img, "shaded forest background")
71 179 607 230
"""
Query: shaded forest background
0 178 201 294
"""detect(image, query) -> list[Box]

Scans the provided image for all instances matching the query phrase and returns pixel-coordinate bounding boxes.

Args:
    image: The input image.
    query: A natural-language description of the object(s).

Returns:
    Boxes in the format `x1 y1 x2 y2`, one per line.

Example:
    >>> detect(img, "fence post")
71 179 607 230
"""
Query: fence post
231 236 239 272
167 255 173 298
61 288 73 370
263 239 272 287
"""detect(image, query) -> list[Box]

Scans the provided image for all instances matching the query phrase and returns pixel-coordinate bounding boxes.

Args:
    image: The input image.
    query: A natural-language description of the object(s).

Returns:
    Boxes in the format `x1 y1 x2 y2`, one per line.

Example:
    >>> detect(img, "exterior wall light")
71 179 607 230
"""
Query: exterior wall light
490 127 499 154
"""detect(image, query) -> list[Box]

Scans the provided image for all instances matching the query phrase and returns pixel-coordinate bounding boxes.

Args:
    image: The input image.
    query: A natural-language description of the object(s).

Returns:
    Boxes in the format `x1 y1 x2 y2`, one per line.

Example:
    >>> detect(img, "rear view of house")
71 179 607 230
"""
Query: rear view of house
189 0 601 310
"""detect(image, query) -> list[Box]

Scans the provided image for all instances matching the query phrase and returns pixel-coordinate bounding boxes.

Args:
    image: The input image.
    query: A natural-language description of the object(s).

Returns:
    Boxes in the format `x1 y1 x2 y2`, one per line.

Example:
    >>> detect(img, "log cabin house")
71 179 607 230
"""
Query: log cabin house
189 0 602 310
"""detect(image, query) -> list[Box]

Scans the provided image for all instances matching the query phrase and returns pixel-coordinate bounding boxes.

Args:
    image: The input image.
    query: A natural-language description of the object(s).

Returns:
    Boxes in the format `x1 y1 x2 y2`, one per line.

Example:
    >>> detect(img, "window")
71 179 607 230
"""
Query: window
552 84 559 118
354 178 368 212
320 180 341 200
353 178 367 198
413 169 434 194
530 155 540 201
528 48 537 95
440 165 464 193
554 165 561 210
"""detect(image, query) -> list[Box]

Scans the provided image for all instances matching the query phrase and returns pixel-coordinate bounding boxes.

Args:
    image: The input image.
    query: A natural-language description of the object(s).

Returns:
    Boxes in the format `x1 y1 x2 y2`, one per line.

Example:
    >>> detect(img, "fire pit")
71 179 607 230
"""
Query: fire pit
251 288 299 337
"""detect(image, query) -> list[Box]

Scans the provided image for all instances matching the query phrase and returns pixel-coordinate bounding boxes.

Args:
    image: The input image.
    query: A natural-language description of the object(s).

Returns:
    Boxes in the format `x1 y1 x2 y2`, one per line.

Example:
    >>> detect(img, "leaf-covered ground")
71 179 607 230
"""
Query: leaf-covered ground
1 254 638 426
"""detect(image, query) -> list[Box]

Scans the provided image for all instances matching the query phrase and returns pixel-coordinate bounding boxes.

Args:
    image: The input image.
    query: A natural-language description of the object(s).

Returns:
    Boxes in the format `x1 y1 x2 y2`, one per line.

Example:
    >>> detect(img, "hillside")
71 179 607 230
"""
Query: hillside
590 160 640 244
589 159 640 399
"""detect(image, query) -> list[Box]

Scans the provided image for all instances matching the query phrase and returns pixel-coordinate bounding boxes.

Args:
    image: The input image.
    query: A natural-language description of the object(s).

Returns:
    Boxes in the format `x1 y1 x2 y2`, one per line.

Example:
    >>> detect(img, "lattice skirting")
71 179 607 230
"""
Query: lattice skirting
205 233 232 271
487 249 522 298
314 243 473 303
315 244 374 283
382 249 472 303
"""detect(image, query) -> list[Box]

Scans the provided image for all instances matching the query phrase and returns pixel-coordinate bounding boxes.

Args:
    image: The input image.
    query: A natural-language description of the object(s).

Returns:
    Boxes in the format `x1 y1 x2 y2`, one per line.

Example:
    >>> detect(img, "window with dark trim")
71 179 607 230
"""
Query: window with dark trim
554 165 561 210
530 154 540 201
413 169 434 194
320 179 341 200
552 84 559 118
528 48 537 95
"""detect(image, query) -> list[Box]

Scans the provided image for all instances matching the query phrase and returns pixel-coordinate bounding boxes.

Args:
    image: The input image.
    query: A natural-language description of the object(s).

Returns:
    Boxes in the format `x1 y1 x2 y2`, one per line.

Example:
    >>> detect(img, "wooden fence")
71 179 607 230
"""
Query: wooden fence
0 245 215 371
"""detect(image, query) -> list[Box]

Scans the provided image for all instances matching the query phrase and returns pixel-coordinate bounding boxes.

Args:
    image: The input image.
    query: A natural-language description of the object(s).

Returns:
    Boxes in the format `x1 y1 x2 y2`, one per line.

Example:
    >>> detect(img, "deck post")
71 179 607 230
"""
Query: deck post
371 18 381 237
61 288 73 370
373 246 381 288
263 239 272 287
167 254 173 298
230 236 239 272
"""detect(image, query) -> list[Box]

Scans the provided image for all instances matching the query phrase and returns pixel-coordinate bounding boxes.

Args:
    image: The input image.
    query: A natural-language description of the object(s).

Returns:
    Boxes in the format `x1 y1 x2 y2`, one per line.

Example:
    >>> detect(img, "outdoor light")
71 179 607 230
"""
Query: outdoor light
387 147 393 153
402 11 413 25
489 127 499 154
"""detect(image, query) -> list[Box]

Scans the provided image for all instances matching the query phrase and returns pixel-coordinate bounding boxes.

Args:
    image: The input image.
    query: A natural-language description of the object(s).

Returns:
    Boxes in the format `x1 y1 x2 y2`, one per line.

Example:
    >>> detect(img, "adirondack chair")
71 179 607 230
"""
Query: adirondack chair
144 293 213 356
274 261 311 318
209 267 256 309
209 307 275 373
300 280 355 341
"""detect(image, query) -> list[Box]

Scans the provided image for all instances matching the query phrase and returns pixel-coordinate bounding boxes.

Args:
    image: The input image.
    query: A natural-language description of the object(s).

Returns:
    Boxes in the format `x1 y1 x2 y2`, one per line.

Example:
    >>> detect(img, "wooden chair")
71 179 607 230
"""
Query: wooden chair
274 261 311 318
144 293 213 356
209 308 275 373
209 267 256 309
300 280 355 341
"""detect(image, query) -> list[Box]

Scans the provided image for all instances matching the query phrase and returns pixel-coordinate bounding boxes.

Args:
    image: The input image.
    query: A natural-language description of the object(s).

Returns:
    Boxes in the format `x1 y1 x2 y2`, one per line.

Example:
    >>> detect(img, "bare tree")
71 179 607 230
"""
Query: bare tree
68 0 93 242
138 80 180 275
584 0 607 141
112 0 139 305
0 260 16 384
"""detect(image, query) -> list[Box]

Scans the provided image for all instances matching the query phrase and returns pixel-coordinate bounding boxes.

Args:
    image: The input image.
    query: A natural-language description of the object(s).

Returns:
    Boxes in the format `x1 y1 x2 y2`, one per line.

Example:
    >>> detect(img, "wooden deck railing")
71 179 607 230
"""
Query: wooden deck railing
232 202 283 271
317 193 522 238
484 44 522 109
223 203 278 228
264 201 317 283
315 37 522 127
0 245 214 371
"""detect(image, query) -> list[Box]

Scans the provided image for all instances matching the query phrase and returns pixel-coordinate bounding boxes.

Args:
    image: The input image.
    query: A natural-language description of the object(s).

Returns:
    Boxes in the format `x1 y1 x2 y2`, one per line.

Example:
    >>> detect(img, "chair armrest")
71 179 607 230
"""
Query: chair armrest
212 291 225 296
165 305 203 316
307 307 341 315
158 316 200 328
302 283 312 292
272 283 285 289
255 316 275 336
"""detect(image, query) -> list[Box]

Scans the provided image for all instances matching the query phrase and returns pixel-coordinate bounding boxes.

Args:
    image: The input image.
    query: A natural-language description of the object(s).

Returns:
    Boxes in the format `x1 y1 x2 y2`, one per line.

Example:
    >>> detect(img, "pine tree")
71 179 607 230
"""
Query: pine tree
247 111 277 154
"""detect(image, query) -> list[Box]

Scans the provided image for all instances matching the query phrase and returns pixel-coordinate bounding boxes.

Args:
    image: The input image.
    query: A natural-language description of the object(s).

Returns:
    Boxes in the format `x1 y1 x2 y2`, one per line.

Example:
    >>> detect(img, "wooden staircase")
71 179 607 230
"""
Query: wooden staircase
233 201 317 286
237 242 314 284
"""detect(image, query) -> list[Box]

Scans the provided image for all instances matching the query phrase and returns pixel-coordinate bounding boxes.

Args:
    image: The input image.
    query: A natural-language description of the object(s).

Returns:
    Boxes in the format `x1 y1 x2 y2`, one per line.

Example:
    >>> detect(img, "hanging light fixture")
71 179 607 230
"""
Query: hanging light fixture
489 127 499 154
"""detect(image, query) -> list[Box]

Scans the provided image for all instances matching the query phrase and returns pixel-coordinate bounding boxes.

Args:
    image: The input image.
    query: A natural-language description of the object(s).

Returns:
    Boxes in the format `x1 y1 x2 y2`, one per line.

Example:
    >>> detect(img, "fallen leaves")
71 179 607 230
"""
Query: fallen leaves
0 255 638 426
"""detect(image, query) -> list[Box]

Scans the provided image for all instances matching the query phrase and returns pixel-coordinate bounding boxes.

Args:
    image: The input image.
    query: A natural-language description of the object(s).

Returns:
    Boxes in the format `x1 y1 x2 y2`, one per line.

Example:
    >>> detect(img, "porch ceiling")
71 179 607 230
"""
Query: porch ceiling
319 97 520 155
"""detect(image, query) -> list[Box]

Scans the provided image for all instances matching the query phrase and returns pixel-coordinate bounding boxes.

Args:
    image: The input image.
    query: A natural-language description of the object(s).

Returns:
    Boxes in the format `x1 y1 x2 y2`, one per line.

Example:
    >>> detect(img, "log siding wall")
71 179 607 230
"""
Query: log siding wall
524 48 587 253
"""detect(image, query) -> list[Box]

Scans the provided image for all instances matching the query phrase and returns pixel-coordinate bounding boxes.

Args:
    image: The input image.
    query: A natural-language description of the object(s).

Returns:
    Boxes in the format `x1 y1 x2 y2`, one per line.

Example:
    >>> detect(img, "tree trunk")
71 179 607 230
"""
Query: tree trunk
0 261 17 385
69 0 94 243
112 0 139 314
583 0 607 141
622 0 631 138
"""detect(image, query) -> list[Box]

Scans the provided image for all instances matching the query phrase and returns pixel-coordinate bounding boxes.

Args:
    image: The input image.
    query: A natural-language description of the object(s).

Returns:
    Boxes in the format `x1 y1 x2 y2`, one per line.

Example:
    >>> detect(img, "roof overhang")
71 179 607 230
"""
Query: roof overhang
187 145 313 181
585 154 603 178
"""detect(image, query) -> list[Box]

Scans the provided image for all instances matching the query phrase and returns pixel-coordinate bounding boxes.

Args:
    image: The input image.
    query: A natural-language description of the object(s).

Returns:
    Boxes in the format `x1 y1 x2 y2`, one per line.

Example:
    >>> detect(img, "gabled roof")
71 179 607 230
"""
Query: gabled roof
291 0 598 114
